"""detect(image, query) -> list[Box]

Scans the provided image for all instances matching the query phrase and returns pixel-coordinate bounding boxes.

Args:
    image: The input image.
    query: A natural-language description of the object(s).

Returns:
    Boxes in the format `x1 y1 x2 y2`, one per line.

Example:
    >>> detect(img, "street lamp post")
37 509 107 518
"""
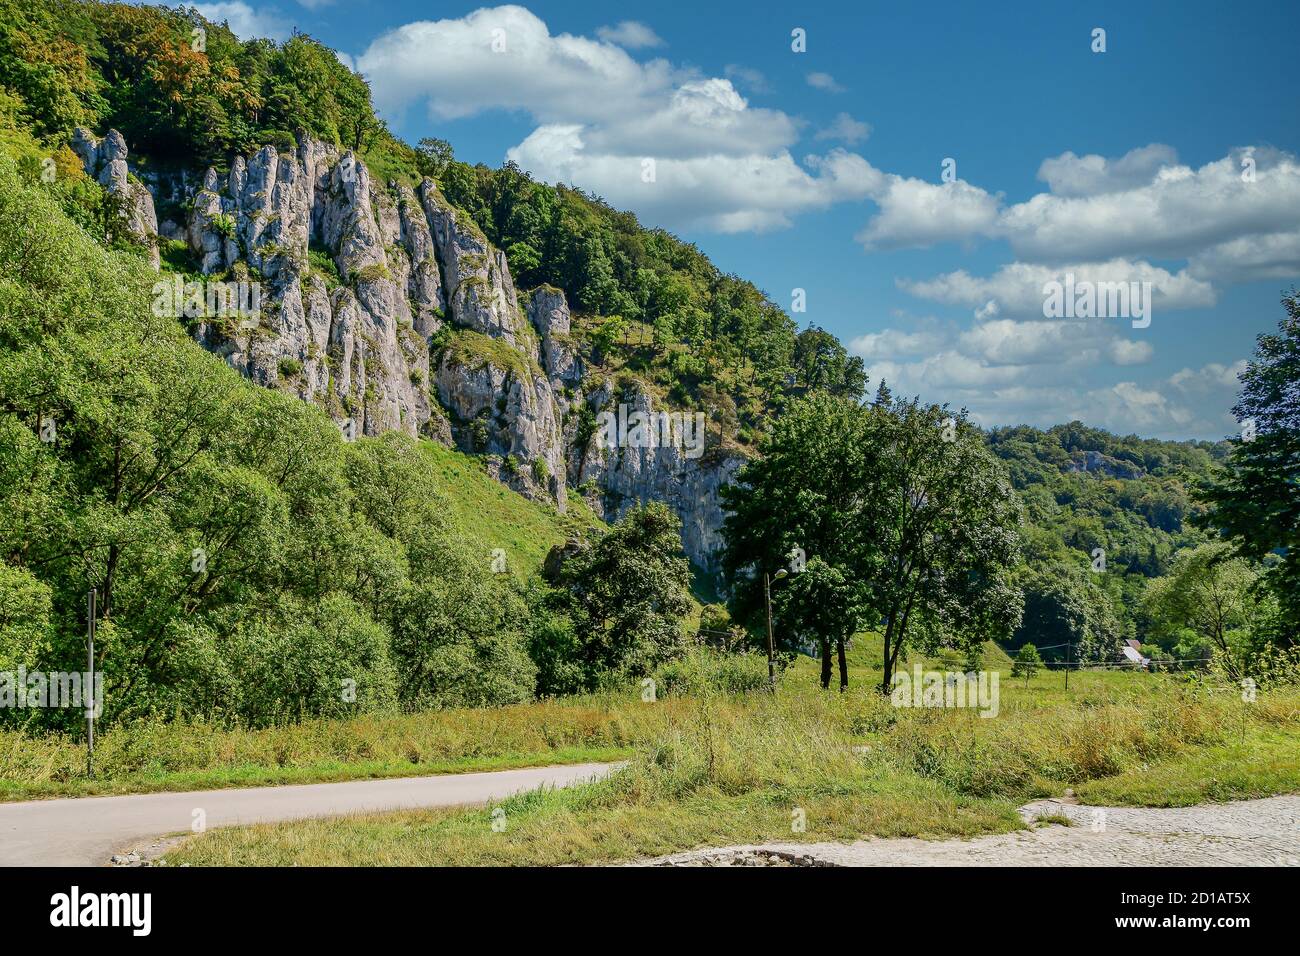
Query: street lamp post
764 568 787 692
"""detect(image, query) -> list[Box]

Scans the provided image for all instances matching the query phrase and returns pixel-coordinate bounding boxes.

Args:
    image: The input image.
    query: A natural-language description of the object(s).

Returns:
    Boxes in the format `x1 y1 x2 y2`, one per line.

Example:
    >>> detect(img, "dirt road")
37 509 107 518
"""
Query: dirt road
648 795 1300 866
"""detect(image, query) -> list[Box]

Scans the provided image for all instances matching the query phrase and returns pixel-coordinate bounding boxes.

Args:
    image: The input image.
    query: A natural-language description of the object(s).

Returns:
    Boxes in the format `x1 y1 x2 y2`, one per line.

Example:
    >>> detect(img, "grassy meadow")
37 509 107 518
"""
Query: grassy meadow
12 637 1277 867
0 696 672 801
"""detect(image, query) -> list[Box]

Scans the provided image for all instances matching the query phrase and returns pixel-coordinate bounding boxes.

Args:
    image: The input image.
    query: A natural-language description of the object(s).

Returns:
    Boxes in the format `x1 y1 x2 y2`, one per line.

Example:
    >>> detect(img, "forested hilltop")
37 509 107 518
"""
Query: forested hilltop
986 423 1230 662
2 0 1291 736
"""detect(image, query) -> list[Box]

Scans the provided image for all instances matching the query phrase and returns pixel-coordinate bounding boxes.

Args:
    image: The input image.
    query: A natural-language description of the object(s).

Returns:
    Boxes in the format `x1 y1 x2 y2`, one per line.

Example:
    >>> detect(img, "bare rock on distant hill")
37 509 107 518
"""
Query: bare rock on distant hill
1066 450 1145 480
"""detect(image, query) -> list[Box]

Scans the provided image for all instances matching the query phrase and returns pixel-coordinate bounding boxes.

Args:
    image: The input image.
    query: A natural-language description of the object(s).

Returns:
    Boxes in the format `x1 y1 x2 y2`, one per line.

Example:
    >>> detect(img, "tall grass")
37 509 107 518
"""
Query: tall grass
863 678 1299 798
155 673 1300 864
554 679 1300 811
0 694 687 798
5 660 1297 818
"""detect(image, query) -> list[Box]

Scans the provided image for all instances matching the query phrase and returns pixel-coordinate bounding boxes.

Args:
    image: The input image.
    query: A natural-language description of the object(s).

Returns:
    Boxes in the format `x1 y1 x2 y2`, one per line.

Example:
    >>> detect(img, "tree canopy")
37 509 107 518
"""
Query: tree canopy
1198 292 1300 634
722 393 1025 692
541 503 692 685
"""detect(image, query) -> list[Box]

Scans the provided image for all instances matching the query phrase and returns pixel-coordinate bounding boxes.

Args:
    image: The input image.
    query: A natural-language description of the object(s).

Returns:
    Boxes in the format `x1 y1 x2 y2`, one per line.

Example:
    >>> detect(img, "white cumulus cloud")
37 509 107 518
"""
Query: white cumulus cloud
815 112 871 145
1036 144 1180 197
511 131 876 233
354 5 882 234
806 72 845 93
899 260 1216 317
193 1 290 41
855 144 1300 286
595 21 664 49
846 310 1244 439
723 64 769 93
856 176 1002 250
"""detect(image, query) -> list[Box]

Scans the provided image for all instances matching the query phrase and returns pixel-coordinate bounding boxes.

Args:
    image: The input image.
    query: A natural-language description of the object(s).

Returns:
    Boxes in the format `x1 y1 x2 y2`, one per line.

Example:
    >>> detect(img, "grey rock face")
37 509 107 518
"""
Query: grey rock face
90 128 745 572
573 386 745 576
392 184 446 335
71 128 160 269
418 181 532 353
180 137 448 440
177 140 564 500
1066 449 1145 480
526 286 583 387
434 349 567 507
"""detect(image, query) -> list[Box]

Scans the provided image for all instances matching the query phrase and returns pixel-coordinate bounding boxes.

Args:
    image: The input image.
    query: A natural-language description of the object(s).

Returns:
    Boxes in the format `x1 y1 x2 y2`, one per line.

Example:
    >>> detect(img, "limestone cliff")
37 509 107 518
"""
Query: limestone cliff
575 385 746 576
75 128 744 575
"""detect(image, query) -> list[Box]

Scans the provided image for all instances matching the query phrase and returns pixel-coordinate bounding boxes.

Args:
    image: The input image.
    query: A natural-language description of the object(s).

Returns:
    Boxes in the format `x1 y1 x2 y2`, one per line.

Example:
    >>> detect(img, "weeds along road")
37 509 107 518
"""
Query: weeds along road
0 762 621 866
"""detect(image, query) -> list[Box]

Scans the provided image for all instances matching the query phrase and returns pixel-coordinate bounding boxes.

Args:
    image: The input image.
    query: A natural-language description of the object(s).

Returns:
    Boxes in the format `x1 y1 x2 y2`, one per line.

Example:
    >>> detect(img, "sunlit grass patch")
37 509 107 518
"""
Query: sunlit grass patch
164 678 1300 866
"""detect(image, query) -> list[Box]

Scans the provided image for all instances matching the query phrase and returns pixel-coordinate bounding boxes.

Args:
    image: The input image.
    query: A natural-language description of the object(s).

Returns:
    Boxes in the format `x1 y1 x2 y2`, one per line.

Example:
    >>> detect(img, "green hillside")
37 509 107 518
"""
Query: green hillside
418 439 601 577
984 422 1231 659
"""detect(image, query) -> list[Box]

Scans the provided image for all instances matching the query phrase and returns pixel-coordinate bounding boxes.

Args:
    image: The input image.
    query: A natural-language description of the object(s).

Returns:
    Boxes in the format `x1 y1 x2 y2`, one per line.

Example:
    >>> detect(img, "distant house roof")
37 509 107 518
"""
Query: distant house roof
1121 645 1150 667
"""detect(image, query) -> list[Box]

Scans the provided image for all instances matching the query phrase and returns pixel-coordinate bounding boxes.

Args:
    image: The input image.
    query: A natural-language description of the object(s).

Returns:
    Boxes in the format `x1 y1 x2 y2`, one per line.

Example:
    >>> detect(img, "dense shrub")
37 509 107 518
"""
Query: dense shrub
655 648 769 697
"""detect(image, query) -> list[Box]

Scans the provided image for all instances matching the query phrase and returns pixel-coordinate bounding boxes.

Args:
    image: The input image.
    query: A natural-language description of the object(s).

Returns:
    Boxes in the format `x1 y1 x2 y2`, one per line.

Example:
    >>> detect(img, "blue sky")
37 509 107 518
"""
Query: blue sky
196 0 1300 440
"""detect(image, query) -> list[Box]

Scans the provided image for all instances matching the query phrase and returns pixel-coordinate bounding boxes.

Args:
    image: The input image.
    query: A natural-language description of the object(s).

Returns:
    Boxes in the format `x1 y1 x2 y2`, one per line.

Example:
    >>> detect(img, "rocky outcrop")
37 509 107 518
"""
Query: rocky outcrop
174 134 571 503
71 128 160 269
390 184 446 335
434 345 567 506
526 286 582 388
83 127 746 573
574 386 745 576
419 181 532 351
1066 450 1145 480
180 137 443 439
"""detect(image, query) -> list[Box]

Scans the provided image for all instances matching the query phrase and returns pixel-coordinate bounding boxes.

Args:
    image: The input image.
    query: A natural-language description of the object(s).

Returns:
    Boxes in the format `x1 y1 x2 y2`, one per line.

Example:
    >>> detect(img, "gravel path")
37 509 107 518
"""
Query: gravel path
648 795 1300 866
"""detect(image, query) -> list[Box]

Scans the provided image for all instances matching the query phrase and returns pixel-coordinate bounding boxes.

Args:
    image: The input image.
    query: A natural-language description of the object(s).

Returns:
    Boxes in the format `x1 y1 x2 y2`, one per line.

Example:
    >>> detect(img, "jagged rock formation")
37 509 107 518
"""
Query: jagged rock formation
75 128 744 574
574 385 746 574
434 338 567 505
526 286 583 388
183 138 447 443
1066 450 1145 480
70 128 160 269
